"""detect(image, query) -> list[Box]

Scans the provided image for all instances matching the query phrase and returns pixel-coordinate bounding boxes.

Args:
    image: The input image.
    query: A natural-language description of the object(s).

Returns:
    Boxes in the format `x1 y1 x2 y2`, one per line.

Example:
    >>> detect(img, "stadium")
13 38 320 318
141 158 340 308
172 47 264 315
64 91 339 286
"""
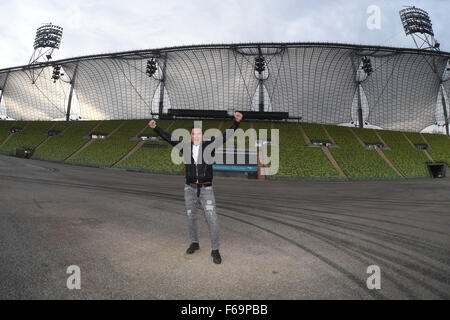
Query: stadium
0 5 449 302
1 42 450 180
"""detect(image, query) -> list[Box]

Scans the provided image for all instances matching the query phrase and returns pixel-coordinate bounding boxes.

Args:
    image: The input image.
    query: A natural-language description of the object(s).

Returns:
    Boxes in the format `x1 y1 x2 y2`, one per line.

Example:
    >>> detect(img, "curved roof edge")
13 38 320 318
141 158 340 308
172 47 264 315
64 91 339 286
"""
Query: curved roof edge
1 41 450 73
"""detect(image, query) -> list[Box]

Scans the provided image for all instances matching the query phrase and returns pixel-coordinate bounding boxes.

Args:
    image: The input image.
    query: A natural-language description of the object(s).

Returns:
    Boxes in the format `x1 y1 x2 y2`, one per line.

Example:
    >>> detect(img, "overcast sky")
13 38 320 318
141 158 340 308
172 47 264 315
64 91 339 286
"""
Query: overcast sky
0 0 448 69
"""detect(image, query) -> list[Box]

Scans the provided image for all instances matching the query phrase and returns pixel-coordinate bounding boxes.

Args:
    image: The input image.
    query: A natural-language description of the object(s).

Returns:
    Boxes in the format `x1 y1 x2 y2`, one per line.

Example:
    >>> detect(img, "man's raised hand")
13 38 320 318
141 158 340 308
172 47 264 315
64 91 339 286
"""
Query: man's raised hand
234 112 243 122
148 120 156 128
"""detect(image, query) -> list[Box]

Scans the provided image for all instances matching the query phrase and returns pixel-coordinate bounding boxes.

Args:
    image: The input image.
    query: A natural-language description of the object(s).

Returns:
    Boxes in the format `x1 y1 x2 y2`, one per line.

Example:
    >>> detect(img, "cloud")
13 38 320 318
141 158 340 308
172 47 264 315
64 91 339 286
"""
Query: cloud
0 0 448 69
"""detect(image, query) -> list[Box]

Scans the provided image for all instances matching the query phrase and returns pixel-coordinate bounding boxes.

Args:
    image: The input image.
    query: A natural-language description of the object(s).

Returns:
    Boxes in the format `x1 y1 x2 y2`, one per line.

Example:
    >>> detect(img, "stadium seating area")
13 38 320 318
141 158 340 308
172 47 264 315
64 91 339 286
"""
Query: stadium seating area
352 127 383 145
66 120 147 167
0 121 52 155
300 123 330 142
423 133 450 165
33 121 99 161
1 119 449 180
273 122 344 180
324 125 399 180
404 132 426 145
377 130 430 178
117 120 188 174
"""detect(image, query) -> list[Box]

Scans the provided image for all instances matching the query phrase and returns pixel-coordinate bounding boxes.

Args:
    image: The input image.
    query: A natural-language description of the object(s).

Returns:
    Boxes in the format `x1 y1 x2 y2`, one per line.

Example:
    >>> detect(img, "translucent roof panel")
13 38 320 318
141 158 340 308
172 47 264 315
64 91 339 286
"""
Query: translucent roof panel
0 43 449 132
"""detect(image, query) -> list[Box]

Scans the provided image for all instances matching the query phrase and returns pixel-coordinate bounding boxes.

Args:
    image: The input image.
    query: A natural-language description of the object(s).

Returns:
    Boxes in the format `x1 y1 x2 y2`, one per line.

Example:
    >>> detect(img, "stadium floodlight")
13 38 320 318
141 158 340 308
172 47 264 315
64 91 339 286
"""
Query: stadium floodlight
146 59 158 78
33 24 63 50
29 23 63 65
361 56 373 76
254 56 266 73
354 56 373 129
253 53 269 112
28 23 63 84
51 65 64 83
399 6 439 51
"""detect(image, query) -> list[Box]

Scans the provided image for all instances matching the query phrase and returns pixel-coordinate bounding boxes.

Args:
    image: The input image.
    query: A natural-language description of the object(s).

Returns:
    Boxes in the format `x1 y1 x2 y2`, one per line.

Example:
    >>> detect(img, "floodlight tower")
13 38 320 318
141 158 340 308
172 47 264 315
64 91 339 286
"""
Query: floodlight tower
28 23 63 83
399 6 439 51
29 23 63 64
399 6 448 135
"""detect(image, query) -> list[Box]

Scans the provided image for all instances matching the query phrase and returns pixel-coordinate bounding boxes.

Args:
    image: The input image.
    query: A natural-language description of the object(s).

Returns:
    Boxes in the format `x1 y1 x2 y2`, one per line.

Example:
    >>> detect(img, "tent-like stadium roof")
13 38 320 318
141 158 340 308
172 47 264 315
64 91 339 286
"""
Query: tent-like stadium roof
1 42 449 132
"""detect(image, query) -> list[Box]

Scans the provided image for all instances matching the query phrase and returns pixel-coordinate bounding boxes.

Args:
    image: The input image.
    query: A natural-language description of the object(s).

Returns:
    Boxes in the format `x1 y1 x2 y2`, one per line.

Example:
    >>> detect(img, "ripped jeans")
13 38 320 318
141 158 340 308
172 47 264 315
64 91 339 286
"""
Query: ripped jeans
184 184 220 250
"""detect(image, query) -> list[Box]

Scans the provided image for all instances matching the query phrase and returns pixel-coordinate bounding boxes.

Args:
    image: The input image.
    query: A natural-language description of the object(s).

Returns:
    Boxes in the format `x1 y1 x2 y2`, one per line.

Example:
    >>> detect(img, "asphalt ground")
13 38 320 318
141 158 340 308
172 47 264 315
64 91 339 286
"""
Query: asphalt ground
0 154 449 299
